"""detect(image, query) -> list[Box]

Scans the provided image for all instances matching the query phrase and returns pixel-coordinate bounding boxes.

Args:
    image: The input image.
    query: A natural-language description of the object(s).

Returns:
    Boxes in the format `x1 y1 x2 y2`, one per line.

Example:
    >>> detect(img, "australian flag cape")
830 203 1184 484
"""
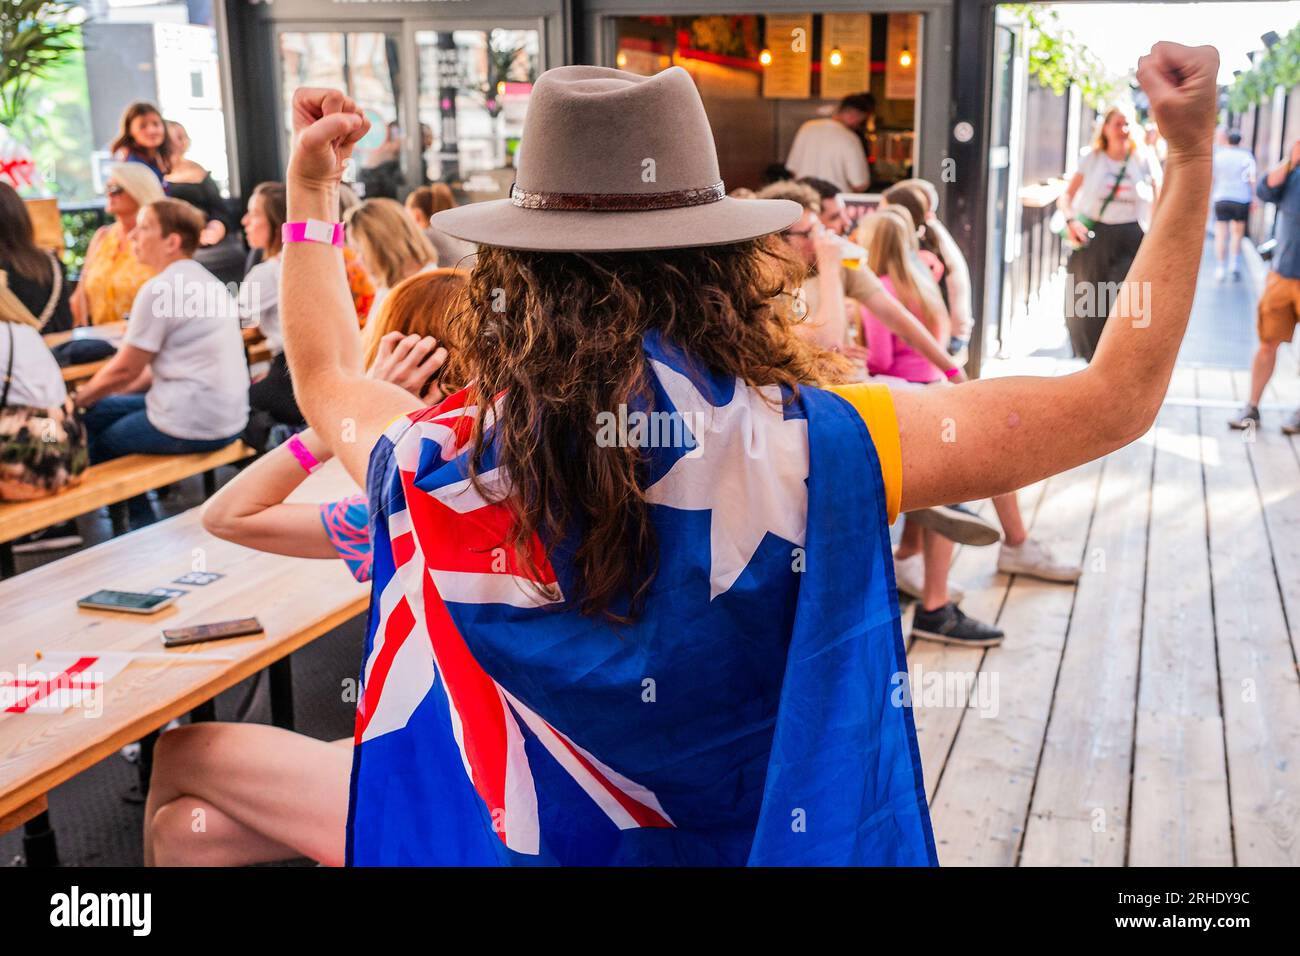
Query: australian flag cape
346 330 937 866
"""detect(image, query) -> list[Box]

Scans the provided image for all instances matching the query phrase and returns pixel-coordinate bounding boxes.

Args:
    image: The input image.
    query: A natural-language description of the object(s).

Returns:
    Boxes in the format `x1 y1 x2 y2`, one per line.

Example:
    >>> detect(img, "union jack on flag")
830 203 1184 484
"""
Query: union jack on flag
346 332 936 866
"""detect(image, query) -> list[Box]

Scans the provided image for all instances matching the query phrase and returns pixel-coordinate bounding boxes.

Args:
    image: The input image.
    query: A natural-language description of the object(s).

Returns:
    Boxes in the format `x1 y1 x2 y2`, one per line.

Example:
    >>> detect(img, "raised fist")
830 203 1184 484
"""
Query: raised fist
1136 43 1219 158
287 87 371 190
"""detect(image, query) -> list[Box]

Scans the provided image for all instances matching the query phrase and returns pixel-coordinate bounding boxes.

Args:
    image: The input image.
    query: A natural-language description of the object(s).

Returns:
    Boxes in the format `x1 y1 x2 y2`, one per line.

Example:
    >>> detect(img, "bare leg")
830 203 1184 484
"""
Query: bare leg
1250 341 1279 407
921 528 953 611
991 492 1028 548
1229 220 1246 260
895 516 923 559
144 722 352 867
1214 220 1227 265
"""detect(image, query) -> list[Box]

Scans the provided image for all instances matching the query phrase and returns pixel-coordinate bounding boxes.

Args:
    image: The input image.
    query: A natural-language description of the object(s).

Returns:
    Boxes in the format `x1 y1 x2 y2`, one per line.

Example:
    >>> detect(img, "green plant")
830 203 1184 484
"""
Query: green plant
1006 3 1121 108
0 0 81 128
1228 21 1300 113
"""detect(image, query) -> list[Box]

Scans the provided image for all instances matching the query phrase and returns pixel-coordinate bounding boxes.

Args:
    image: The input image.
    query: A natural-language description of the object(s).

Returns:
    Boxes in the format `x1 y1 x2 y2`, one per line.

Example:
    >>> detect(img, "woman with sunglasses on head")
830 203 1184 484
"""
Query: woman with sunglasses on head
70 163 164 327
278 43 1217 866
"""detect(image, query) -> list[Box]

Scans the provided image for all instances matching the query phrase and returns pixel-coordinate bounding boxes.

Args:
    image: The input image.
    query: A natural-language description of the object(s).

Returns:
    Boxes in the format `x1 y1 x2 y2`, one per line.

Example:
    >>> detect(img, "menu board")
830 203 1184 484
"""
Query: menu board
820 13 871 101
763 13 812 100
885 13 918 101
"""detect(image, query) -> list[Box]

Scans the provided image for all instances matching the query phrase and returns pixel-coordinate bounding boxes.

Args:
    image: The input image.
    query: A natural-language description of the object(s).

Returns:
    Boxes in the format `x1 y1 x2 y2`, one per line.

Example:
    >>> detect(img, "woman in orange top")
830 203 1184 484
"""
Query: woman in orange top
71 164 164 326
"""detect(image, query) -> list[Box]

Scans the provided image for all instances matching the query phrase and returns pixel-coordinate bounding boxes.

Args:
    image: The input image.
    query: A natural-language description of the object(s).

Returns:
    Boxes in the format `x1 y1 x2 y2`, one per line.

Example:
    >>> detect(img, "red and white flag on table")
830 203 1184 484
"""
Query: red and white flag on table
0 655 129 715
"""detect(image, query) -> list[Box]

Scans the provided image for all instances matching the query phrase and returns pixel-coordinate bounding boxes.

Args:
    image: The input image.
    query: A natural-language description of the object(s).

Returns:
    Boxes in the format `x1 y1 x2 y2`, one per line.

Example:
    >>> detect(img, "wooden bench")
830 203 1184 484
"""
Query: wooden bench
0 462 366 862
0 442 254 575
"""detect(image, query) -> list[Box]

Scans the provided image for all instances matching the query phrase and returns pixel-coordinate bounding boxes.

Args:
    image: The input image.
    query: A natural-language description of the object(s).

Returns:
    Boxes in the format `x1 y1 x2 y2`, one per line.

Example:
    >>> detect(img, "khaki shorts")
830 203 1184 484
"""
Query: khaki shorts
1258 272 1300 344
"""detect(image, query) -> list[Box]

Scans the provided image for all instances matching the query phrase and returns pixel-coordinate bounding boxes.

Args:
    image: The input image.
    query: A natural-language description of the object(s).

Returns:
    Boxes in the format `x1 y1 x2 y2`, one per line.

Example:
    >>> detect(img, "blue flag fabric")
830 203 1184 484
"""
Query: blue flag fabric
346 332 936 866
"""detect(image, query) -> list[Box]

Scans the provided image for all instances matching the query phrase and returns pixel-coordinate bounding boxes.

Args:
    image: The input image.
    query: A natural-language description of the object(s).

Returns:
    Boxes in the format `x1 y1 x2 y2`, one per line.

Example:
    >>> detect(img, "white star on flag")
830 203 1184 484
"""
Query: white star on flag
645 359 809 600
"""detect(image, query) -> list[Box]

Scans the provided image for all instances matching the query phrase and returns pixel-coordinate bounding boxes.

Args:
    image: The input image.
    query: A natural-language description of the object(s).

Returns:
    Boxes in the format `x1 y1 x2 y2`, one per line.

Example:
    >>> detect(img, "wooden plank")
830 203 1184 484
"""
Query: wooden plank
62 360 107 384
1020 421 1152 866
0 462 366 819
1198 367 1300 864
1128 388 1233 865
908 481 1047 803
0 794 47 836
926 455 1103 866
0 442 255 544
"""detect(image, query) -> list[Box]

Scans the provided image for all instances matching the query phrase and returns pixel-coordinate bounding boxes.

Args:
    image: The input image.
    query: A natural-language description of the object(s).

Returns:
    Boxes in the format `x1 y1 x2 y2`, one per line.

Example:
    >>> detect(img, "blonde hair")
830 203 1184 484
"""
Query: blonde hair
756 180 820 212
107 162 165 210
344 197 436 289
1091 107 1139 155
855 206 948 339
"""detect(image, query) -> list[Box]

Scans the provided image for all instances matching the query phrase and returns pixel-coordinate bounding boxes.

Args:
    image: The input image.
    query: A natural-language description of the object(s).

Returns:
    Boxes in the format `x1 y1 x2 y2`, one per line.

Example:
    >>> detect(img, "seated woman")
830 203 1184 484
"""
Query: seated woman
111 102 171 184
74 199 249 526
404 184 477 269
145 271 463 867
343 197 436 326
275 47 1212 865
882 182 1083 586
71 164 164 327
236 182 303 435
0 281 86 502
0 183 73 334
163 121 230 248
854 207 1002 646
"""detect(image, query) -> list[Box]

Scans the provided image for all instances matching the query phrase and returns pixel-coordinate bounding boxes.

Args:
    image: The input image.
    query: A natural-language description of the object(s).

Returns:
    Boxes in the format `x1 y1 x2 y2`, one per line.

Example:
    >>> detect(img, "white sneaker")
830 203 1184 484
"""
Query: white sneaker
893 552 965 603
1214 265 1226 283
997 538 1082 583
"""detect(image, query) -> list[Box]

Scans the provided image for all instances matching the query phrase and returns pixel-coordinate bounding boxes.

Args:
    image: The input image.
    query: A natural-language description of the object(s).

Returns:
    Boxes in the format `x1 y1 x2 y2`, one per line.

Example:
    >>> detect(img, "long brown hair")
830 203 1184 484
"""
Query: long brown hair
459 239 843 621
362 267 468 398
250 182 287 258
405 184 457 220
0 183 52 284
110 102 172 173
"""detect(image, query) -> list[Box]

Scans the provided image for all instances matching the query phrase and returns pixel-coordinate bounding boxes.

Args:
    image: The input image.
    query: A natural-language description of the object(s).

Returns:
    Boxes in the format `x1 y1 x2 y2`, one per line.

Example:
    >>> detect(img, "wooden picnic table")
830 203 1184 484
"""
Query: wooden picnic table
0 461 367 824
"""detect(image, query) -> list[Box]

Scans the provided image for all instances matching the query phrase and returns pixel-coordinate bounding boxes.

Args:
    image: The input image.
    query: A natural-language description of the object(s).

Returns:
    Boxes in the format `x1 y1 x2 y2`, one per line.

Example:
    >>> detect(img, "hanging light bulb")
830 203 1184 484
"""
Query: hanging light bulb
616 50 628 68
828 47 843 68
899 44 912 68
759 48 773 66
496 80 506 97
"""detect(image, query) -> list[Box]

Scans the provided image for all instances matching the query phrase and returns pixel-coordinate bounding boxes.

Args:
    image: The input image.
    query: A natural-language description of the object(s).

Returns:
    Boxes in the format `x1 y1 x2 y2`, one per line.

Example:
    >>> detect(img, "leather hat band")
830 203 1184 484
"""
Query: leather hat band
510 181 726 211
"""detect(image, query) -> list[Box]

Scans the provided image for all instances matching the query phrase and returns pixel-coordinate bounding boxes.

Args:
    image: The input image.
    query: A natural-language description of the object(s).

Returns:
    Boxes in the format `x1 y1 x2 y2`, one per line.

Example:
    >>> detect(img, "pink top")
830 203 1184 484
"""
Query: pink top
861 275 943 384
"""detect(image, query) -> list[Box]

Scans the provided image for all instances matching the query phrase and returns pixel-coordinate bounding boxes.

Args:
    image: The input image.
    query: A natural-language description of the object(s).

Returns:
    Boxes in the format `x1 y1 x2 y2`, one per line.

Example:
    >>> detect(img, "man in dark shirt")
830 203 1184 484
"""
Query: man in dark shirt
1230 137 1300 433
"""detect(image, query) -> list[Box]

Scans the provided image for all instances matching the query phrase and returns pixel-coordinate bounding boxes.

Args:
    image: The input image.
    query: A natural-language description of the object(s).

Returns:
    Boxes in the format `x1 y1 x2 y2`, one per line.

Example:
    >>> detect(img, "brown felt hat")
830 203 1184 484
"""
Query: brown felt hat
430 65 802 252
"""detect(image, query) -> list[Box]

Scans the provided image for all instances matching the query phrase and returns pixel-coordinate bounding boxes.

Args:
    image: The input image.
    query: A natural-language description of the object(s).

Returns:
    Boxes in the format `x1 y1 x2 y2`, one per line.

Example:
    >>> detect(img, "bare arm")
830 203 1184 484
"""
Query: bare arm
281 89 423 487
202 428 339 558
1263 141 1299 190
74 344 153 407
70 228 107 327
796 240 848 350
863 285 964 380
893 42 1217 512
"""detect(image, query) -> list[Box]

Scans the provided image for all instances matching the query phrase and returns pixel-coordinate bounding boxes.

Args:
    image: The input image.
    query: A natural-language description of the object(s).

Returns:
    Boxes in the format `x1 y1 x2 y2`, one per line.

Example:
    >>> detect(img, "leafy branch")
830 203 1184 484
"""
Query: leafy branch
1228 21 1300 113
0 0 81 127
1005 3 1122 108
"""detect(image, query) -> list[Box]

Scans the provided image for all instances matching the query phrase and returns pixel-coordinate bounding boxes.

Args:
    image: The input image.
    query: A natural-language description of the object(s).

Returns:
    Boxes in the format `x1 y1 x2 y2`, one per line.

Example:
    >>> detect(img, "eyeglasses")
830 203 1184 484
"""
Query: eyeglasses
106 184 125 197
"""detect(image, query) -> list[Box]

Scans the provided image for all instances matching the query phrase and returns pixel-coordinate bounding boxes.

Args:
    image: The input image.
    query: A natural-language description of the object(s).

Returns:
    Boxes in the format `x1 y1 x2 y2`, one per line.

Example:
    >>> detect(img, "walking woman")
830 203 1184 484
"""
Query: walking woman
280 43 1216 865
1057 106 1162 361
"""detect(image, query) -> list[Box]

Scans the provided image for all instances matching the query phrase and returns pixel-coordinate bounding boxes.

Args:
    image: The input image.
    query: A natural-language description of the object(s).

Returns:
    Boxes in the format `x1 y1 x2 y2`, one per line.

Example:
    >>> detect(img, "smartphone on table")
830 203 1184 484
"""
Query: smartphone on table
77 589 177 614
162 618 263 647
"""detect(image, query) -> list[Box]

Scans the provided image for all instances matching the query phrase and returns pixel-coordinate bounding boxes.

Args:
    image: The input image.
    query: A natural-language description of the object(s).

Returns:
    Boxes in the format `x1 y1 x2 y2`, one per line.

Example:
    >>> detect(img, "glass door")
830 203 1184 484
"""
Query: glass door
277 27 409 198
408 25 543 204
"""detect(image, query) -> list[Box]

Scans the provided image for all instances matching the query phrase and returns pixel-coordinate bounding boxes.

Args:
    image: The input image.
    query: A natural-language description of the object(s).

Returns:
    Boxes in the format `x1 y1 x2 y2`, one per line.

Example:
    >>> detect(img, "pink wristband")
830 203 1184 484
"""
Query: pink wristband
282 220 344 247
945 365 962 381
286 434 323 474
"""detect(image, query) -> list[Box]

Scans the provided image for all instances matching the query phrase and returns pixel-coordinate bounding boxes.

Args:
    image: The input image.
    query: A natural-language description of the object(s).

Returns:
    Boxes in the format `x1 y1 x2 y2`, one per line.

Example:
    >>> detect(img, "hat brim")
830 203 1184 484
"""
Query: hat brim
429 197 803 253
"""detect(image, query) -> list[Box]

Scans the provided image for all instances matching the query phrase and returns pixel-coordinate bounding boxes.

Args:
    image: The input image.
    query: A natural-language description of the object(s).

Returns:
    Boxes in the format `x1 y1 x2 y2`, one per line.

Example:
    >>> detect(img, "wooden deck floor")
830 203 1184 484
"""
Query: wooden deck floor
908 354 1300 866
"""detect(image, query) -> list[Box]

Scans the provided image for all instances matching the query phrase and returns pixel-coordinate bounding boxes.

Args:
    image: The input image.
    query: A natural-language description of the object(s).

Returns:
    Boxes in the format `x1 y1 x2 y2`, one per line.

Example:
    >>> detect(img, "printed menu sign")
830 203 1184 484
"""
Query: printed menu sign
763 14 813 100
820 14 872 101
885 13 918 100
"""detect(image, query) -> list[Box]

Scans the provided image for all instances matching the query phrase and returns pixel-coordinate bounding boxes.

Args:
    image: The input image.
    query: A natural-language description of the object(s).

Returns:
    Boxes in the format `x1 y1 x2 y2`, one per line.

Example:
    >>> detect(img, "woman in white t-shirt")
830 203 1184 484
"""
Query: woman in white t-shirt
1057 107 1161 362
1210 130 1257 281
75 199 249 526
0 281 87 500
